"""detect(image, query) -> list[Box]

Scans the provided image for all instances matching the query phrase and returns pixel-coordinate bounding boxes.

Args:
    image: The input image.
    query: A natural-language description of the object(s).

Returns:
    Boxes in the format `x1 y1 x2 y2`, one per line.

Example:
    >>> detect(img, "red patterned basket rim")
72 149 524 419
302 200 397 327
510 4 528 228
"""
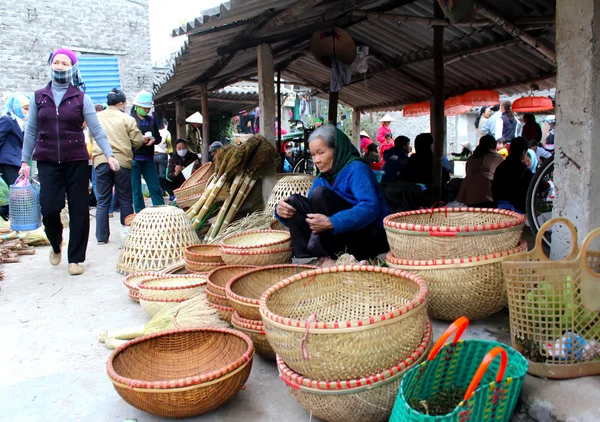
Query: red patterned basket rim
221 230 291 250
174 178 209 194
123 271 161 289
259 265 429 330
383 207 526 233
386 240 528 266
106 327 254 390
185 244 222 258
231 311 263 328
137 274 208 291
226 264 317 307
206 289 228 300
231 314 264 332
206 265 259 291
207 302 234 312
139 295 189 303
278 321 432 390
221 247 292 256
184 258 223 267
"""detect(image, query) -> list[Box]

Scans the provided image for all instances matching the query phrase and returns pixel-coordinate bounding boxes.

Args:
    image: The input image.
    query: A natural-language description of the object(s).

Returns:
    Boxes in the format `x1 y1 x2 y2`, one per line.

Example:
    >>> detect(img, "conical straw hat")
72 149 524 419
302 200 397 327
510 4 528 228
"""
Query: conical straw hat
310 27 356 68
379 113 395 122
186 111 203 124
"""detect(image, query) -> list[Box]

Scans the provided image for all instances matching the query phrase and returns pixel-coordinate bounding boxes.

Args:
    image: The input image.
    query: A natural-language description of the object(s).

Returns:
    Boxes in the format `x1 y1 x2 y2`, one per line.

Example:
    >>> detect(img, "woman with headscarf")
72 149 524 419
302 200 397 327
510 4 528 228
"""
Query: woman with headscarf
275 125 389 263
524 149 539 173
0 93 29 219
20 48 119 275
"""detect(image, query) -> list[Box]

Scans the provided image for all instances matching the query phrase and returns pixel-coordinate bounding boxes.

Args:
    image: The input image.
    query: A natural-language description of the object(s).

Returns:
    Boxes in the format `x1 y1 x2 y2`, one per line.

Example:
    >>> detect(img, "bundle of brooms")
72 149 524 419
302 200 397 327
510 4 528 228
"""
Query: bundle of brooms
185 135 279 241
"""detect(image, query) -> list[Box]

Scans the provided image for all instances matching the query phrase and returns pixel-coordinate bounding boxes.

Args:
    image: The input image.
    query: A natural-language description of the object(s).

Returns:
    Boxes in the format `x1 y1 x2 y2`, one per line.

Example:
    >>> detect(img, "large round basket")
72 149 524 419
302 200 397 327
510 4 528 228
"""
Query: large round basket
221 247 292 266
387 240 528 321
221 230 291 252
106 328 254 418
207 265 257 297
226 265 316 320
123 272 161 302
383 207 526 260
231 311 276 360
208 302 234 322
174 178 210 202
184 244 223 263
265 174 315 217
179 162 213 190
117 207 199 275
278 322 432 422
260 265 429 380
137 274 208 301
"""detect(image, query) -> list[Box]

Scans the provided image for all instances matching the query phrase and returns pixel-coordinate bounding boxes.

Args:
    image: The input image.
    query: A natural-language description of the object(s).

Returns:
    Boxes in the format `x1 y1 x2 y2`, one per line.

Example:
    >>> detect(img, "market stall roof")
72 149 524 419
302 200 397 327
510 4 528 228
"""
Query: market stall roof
154 0 556 112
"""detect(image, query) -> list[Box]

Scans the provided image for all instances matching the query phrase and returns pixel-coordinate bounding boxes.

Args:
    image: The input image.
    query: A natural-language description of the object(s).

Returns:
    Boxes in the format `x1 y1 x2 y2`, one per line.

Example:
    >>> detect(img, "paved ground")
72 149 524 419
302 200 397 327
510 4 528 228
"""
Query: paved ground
0 214 599 422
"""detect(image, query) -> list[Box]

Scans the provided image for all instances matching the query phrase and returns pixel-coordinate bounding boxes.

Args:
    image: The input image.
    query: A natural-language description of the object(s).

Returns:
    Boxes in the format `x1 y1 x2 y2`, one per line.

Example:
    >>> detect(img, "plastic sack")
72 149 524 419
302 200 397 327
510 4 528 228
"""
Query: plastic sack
9 168 41 231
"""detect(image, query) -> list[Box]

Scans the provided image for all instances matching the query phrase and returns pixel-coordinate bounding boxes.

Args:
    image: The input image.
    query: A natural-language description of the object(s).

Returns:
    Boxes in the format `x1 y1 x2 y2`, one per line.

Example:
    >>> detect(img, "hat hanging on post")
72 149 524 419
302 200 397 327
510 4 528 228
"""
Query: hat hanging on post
186 111 203 124
310 27 356 68
379 114 395 122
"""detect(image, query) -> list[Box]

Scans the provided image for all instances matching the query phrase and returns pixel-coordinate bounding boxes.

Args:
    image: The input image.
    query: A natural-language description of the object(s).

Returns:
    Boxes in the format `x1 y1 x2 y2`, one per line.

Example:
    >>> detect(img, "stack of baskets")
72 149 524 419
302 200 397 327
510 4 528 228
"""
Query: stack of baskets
137 273 208 317
174 162 213 209
384 207 526 321
220 230 292 266
184 244 224 274
260 266 431 422
225 265 315 359
123 272 161 302
205 265 257 322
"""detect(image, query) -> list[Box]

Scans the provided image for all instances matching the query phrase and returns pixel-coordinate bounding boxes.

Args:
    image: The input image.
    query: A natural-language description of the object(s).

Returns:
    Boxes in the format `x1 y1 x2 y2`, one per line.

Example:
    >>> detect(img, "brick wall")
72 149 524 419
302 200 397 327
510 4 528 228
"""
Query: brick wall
0 0 153 107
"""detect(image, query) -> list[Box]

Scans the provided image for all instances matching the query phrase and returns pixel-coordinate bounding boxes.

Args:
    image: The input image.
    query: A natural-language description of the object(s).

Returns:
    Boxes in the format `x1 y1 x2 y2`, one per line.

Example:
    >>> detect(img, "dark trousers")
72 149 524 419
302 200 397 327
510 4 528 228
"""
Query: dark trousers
154 153 168 178
95 163 132 242
0 164 20 219
38 160 89 263
285 186 389 261
159 176 182 197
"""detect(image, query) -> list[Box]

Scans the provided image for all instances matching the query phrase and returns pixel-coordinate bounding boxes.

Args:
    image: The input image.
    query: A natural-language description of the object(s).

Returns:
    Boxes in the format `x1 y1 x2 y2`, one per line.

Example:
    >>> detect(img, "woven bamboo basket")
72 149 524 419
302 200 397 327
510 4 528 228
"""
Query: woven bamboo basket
208 302 234 323
184 244 223 263
221 247 292 266
184 258 223 273
221 230 291 252
176 193 204 210
386 240 528 321
226 265 316 320
174 178 210 202
504 218 600 379
117 206 199 275
206 288 230 307
139 295 189 318
269 219 289 231
107 327 253 418
231 311 276 360
383 207 525 260
179 162 213 190
207 265 257 296
260 265 429 380
123 272 161 302
265 174 315 217
137 274 207 301
278 322 432 422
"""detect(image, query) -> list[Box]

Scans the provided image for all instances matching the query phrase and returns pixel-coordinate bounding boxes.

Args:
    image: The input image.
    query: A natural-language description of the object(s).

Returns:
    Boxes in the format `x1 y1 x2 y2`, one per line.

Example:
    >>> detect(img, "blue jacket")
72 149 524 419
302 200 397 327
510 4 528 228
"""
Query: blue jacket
381 147 409 183
0 114 24 167
309 160 388 234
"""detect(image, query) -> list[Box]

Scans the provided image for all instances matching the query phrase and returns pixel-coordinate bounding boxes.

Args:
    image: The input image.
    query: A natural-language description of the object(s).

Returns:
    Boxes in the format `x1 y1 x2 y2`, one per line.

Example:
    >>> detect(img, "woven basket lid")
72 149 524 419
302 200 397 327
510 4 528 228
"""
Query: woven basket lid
310 27 356 68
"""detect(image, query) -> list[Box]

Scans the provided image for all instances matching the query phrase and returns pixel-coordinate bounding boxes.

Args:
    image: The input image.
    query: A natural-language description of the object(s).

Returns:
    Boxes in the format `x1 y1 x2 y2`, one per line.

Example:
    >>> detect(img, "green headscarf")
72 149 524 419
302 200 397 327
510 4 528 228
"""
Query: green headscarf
317 127 361 182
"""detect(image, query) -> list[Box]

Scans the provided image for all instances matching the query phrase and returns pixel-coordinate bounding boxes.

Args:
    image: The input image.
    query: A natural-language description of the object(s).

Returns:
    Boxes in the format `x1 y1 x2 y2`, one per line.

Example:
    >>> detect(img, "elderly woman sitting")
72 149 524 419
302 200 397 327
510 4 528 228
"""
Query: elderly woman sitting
275 125 389 262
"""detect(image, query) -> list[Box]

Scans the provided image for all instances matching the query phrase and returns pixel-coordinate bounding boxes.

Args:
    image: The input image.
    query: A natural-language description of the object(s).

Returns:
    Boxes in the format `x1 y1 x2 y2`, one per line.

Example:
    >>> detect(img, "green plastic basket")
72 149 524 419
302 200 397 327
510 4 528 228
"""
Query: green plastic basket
390 317 528 422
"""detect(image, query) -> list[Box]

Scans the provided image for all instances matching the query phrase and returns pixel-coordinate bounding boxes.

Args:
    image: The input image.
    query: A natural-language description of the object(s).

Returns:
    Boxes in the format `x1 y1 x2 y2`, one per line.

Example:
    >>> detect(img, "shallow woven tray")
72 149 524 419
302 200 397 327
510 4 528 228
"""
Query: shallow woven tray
387 240 528 321
226 265 316 320
117 207 199 275
278 322 432 422
137 274 208 301
178 162 213 190
221 230 291 251
107 327 253 418
123 272 161 302
231 311 275 360
221 247 293 266
265 174 315 217
184 258 223 273
207 265 257 296
176 194 203 210
383 207 525 260
208 302 234 323
260 265 429 380
174 179 210 202
184 244 223 263
206 289 230 307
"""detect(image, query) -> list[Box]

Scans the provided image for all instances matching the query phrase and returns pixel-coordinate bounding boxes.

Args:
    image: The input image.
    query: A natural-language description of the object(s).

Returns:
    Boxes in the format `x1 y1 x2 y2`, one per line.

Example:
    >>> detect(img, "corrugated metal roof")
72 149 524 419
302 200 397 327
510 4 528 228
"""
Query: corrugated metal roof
155 0 556 112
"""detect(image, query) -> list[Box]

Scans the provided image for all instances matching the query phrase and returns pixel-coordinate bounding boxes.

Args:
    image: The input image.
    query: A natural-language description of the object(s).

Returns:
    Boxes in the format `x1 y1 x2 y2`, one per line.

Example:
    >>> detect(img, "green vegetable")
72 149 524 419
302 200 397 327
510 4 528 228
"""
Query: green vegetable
408 387 466 416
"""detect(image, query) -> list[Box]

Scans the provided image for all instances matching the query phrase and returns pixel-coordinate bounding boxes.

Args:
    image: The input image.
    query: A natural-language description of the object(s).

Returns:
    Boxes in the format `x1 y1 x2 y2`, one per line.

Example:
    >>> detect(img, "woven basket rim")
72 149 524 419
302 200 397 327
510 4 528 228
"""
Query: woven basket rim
205 288 228 301
387 240 528 267
123 271 161 289
278 321 432 391
185 244 222 259
138 274 208 291
176 162 213 190
207 265 258 294
139 295 189 303
231 312 264 331
174 178 209 195
226 264 317 307
221 247 292 256
207 302 234 312
260 265 429 330
383 207 526 233
221 230 291 250
184 257 223 267
106 327 254 390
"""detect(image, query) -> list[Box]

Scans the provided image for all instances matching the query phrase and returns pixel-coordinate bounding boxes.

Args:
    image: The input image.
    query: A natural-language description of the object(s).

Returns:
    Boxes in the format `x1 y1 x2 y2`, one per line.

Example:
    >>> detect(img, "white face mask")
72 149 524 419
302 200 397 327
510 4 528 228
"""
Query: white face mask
177 149 188 157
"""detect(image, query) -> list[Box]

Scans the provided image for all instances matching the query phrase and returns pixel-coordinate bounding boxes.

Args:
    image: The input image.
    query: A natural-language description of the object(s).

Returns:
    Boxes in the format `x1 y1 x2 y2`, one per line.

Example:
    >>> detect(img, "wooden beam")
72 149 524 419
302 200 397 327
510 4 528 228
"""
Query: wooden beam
321 0 387 21
175 100 186 140
258 0 322 35
352 10 490 27
444 39 520 65
257 43 277 206
352 108 361 151
474 1 556 63
201 84 210 164
431 1 445 205
328 91 339 126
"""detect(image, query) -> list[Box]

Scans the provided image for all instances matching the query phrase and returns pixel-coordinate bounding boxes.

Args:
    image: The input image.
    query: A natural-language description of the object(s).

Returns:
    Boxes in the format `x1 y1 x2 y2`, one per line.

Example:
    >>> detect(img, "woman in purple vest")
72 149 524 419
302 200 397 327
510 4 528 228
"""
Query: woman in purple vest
20 48 120 276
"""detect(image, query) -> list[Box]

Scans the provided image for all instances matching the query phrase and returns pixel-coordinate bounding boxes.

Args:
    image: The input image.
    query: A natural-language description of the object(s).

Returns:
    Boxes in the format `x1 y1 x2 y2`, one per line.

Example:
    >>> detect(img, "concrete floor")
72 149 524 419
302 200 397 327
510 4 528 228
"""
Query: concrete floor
0 214 599 422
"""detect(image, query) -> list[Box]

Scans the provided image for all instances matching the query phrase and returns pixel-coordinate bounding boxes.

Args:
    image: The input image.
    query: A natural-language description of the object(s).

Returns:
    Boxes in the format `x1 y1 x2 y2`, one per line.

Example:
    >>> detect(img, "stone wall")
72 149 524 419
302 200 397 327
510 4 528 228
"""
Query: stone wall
0 0 153 107
386 111 460 153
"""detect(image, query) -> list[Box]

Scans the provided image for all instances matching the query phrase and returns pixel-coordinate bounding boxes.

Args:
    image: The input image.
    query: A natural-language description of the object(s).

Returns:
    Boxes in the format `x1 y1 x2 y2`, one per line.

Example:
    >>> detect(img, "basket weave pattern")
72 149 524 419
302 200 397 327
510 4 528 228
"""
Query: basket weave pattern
106 327 253 418
221 230 291 251
208 302 234 322
137 274 207 301
260 266 429 380
123 272 161 302
207 265 257 296
184 244 223 263
184 258 223 273
221 247 292 266
117 207 199 275
265 174 315 217
206 289 230 307
231 311 275 360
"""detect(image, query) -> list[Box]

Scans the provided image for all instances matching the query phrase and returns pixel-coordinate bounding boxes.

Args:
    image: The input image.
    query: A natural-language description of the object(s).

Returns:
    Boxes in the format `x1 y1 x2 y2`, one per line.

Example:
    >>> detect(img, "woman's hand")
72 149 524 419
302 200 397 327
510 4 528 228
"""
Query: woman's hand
306 213 333 233
18 162 30 176
108 156 121 172
276 197 296 219
174 165 183 175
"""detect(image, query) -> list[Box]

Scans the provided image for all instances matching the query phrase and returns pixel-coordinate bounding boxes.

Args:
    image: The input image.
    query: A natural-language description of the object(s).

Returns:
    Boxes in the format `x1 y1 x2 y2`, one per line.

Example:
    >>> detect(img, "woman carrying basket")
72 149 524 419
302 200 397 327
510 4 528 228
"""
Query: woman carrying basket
20 48 119 275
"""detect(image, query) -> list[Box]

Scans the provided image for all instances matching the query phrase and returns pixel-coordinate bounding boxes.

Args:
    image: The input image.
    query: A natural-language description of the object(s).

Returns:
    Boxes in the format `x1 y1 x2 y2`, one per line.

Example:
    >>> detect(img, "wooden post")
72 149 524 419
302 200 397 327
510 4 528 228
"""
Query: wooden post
277 69 283 172
430 1 445 205
258 43 276 205
352 108 361 151
175 100 186 140
328 91 339 126
200 84 210 164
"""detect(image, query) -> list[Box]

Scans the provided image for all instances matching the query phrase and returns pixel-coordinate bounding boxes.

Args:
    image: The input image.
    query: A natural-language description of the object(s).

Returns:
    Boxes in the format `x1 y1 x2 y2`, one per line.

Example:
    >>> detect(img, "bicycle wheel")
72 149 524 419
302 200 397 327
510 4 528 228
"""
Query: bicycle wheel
293 158 306 174
526 156 554 251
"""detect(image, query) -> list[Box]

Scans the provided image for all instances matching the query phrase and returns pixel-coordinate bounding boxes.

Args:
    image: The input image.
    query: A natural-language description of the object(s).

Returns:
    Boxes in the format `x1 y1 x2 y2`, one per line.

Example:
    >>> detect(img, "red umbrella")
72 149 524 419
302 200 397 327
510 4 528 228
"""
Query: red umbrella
402 101 430 117
462 90 500 106
512 96 554 112
444 95 473 116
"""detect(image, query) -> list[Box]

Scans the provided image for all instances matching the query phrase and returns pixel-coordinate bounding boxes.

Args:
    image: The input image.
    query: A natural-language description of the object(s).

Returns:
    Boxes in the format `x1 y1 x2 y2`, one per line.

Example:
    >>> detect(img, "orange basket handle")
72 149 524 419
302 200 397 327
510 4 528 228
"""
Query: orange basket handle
463 346 508 401
534 217 579 260
427 316 469 361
